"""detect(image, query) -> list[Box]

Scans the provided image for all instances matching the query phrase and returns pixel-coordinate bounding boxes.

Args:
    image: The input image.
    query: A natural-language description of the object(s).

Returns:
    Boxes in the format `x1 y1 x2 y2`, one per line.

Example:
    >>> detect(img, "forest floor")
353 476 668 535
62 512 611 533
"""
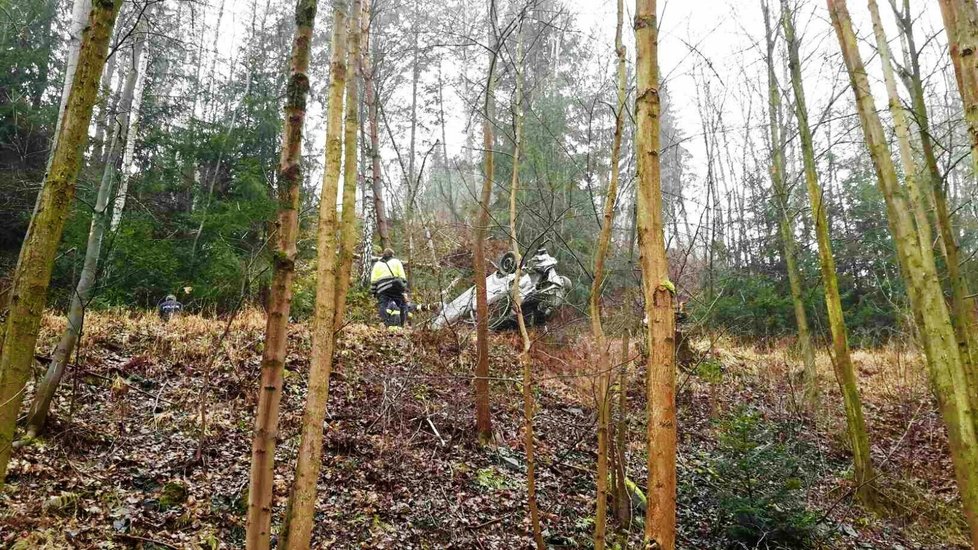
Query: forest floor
0 309 969 549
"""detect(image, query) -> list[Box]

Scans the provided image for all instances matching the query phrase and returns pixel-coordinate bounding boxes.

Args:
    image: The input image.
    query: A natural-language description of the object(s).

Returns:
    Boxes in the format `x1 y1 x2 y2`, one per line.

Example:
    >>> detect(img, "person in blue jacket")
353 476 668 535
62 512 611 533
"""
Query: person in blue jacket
158 294 183 322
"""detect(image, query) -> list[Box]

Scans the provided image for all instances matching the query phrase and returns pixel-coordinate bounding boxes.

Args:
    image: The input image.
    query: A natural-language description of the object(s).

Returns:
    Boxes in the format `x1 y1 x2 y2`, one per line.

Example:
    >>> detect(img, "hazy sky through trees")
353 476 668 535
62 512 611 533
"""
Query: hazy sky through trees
201 0 953 215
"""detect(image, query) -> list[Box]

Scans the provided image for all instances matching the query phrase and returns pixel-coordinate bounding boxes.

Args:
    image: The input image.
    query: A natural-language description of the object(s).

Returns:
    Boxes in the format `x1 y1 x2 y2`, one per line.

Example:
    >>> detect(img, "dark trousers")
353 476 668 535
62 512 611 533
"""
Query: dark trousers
378 292 407 326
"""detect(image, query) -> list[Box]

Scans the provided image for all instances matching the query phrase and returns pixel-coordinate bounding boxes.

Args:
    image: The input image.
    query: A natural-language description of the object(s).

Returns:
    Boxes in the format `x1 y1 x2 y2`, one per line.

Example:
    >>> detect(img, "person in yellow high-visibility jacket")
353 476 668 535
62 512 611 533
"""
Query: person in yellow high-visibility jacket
370 248 409 326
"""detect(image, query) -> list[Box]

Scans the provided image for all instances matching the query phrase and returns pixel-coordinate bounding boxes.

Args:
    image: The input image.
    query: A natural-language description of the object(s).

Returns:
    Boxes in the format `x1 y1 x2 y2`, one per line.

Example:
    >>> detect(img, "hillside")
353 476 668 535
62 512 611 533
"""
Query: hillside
0 311 967 549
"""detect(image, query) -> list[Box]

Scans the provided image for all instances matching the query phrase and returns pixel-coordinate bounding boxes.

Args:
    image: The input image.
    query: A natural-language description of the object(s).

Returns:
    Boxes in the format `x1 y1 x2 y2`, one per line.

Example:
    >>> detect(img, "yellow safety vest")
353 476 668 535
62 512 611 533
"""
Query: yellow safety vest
370 258 406 284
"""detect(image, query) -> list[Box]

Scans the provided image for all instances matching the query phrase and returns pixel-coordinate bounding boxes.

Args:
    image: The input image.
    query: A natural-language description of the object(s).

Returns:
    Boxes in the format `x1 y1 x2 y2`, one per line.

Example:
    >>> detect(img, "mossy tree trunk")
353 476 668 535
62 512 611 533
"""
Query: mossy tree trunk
26 7 151 437
782 0 878 506
634 0 677 547
245 1 318 547
0 0 123 485
936 0 978 417
901 0 978 414
829 0 978 543
334 0 363 331
280 0 348 546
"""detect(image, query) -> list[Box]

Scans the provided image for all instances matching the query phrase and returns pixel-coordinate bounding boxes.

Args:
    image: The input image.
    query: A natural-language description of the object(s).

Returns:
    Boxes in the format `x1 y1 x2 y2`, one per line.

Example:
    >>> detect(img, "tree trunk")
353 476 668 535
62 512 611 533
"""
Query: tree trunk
404 1 421 275
51 0 94 157
25 8 150 436
245 1 318 547
940 0 978 178
782 0 879 505
593 1 626 545
900 0 978 404
829 0 978 543
334 0 363 331
91 37 119 163
761 1 818 410
110 25 151 233
362 2 390 251
280 0 348 545
634 1 676 547
506 24 544 547
936 0 978 413
613 331 631 530
473 0 498 446
0 0 122 486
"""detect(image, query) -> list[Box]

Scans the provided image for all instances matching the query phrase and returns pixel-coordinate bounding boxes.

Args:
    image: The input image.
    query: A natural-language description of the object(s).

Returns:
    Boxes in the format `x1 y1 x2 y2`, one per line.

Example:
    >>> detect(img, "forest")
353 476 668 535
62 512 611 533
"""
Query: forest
1 0 978 548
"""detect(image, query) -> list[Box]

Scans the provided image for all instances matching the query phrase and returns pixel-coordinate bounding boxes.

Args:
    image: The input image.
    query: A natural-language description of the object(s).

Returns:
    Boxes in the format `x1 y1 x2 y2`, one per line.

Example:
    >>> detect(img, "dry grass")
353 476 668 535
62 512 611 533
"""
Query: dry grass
16 311 969 548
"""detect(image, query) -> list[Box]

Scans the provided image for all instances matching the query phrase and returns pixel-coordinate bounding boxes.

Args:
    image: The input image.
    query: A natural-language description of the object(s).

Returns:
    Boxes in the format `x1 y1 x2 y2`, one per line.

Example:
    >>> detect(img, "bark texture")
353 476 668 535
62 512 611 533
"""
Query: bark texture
245 1 318 547
26 7 151 436
782 0 878 505
334 0 363 331
0 0 123 485
936 0 978 416
830 0 978 543
634 0 677 547
281 0 348 546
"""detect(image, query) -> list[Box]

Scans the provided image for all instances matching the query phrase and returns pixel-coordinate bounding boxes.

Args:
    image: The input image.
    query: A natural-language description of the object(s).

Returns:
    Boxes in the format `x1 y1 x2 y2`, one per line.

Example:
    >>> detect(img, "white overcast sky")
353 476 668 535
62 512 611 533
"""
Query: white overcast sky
205 0 952 204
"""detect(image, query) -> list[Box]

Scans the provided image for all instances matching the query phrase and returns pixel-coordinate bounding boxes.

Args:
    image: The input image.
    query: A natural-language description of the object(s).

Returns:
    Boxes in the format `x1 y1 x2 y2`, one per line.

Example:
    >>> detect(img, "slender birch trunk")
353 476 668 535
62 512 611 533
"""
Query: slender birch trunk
782 0 879 505
593 1 627 546
52 0 94 157
634 0 676 547
25 10 151 436
280 0 348 546
245 1 318 547
829 1 978 543
761 1 818 408
0 0 123 485
404 2 421 274
111 33 151 232
92 41 118 163
473 0 498 446
334 0 363 331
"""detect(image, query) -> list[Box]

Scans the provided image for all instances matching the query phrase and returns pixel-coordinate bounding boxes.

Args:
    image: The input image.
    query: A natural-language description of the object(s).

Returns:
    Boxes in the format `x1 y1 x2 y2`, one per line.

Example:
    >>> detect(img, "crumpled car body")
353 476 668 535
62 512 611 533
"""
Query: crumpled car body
431 249 571 330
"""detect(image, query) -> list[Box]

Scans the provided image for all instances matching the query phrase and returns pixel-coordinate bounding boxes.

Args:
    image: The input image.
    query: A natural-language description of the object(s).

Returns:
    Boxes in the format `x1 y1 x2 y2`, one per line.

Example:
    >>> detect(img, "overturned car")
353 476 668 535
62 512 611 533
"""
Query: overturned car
431 248 572 330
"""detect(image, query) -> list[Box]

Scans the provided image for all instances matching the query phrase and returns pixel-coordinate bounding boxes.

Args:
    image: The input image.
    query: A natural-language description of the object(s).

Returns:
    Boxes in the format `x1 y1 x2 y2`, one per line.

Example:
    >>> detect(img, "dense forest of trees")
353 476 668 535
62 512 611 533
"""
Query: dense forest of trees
2 0 978 548
5 1 975 342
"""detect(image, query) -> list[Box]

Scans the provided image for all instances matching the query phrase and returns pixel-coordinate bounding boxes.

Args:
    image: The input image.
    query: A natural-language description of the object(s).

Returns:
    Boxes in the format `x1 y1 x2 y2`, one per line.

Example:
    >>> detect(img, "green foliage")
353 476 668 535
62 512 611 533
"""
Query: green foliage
695 358 724 384
159 481 189 510
0 0 59 267
702 269 818 340
682 406 821 549
473 467 508 492
699 263 904 347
